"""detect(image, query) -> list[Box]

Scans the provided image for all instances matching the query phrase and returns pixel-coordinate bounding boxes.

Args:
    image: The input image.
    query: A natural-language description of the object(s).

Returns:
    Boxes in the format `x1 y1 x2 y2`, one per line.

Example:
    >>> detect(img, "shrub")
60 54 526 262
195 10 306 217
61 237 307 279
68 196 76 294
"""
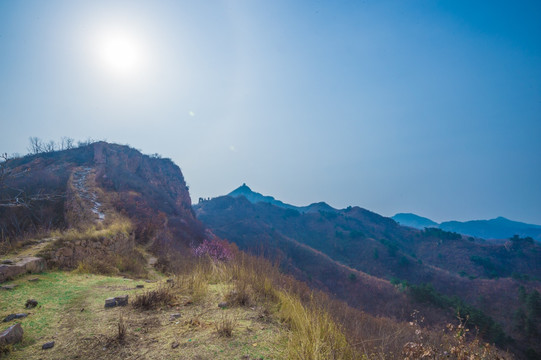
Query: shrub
215 313 236 337
278 291 354 360
132 286 175 310
193 239 234 262
117 313 127 343
74 256 118 275
174 262 210 302
225 281 252 307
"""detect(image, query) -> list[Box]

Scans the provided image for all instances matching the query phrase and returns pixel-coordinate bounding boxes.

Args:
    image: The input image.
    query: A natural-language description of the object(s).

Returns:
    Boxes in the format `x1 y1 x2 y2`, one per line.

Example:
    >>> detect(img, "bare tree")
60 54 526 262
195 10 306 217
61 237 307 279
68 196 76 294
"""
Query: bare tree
44 140 56 153
61 136 75 150
0 153 8 189
77 137 95 148
28 137 43 154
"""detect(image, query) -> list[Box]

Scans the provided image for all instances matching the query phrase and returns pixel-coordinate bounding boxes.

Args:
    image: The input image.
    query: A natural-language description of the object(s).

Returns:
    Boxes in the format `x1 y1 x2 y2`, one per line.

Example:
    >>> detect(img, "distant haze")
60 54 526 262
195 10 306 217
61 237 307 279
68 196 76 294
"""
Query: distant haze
1 1 540 224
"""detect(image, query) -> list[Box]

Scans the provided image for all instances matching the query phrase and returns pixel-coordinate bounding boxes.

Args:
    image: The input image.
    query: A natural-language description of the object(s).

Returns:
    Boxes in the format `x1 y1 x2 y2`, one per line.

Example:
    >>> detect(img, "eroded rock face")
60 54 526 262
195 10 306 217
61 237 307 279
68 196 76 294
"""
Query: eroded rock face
0 323 23 346
0 257 46 283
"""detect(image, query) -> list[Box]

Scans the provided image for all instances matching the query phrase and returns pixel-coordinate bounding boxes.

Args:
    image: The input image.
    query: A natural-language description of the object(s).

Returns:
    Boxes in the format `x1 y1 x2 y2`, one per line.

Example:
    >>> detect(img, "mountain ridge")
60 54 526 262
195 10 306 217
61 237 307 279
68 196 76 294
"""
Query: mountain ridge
393 213 541 241
228 183 338 214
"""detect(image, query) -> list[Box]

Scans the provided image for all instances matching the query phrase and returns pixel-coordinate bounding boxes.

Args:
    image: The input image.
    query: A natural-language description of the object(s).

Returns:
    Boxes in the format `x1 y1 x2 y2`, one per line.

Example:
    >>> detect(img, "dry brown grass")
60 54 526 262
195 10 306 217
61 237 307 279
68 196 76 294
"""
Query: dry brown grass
73 250 148 277
214 312 237 337
194 250 511 359
224 280 252 307
179 252 357 359
173 262 210 303
278 291 355 360
132 286 175 310
116 313 127 343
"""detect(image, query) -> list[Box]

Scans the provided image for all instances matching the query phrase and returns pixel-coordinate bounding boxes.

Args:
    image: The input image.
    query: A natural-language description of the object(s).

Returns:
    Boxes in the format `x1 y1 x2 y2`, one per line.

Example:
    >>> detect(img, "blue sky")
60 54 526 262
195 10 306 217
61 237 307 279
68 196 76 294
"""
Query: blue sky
0 1 540 224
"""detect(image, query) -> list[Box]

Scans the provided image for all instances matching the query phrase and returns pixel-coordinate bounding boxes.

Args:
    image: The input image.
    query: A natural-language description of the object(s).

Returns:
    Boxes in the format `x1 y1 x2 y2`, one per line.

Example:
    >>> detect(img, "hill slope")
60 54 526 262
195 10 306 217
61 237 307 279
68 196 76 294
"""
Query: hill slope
196 188 541 357
0 142 206 255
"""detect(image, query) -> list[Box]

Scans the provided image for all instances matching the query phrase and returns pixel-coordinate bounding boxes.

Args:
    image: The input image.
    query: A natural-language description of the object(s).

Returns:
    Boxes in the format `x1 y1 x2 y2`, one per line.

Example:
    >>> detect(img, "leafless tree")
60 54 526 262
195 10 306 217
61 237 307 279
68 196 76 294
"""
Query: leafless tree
77 137 95 148
28 137 43 154
0 153 8 189
61 136 75 150
44 140 56 153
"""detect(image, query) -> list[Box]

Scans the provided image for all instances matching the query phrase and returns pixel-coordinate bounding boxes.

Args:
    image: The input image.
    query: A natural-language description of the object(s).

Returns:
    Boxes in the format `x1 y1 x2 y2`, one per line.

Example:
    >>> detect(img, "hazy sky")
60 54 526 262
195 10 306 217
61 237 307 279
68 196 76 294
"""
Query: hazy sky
1 1 540 224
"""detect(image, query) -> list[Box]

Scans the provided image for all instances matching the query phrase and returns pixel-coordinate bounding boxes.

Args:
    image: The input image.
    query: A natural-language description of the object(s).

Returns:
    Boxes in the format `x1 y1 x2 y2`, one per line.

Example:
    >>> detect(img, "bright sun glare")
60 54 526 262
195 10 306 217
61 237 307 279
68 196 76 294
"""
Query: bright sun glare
95 28 146 77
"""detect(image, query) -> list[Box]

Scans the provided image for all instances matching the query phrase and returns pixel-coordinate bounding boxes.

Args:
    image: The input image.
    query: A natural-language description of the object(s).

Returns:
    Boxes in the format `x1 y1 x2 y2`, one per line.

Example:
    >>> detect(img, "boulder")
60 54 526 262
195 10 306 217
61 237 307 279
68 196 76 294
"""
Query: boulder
25 299 38 309
104 298 117 308
114 295 129 306
42 341 55 349
0 266 21 283
0 323 23 346
3 314 28 322
104 295 129 308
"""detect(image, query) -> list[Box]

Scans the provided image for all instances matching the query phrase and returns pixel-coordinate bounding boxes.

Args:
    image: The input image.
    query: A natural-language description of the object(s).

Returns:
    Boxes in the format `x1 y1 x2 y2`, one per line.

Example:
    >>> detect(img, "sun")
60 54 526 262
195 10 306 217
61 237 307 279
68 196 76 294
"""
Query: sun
94 27 147 77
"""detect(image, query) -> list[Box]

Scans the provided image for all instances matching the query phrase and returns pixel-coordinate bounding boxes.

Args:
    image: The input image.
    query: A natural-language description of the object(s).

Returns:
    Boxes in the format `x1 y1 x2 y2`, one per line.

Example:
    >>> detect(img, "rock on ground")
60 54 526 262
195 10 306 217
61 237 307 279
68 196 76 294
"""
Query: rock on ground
42 341 55 349
0 323 23 346
104 295 129 308
0 257 46 283
3 314 28 323
25 299 38 309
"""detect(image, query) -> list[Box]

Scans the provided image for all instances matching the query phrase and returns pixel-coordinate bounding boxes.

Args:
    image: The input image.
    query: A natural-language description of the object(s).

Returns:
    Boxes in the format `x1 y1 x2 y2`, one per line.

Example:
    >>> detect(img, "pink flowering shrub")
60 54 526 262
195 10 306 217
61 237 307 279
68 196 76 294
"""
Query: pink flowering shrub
193 239 234 262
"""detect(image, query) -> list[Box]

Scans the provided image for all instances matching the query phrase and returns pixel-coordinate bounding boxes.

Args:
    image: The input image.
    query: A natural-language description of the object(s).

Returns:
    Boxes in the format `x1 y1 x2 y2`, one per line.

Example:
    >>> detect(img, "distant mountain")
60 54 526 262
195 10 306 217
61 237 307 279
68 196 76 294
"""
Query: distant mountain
392 213 438 229
228 184 298 210
392 212 541 241
439 217 541 241
228 184 338 214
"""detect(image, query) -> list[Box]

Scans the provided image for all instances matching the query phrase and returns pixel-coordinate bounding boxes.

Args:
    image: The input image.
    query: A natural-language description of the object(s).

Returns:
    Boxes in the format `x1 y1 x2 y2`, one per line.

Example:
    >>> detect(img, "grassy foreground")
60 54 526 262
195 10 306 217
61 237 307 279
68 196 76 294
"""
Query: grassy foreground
1 248 510 360
0 269 290 359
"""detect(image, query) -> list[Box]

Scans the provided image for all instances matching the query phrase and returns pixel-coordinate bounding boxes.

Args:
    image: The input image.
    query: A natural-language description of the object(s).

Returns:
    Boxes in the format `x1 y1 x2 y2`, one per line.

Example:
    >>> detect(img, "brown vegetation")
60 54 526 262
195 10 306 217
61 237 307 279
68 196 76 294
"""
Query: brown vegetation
195 195 541 357
159 246 509 359
132 286 175 310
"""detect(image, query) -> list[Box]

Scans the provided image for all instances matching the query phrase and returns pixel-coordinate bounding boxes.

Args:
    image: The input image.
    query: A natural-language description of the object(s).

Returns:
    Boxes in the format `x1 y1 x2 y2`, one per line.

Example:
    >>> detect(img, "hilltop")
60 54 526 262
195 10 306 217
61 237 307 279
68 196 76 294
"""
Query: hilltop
392 213 439 229
227 184 338 214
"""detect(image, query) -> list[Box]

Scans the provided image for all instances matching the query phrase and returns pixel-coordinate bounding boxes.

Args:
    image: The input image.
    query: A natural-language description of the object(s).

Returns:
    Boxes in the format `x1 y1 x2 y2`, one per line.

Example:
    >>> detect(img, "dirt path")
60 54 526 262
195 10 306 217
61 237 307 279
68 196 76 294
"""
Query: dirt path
72 167 105 222
0 237 57 261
